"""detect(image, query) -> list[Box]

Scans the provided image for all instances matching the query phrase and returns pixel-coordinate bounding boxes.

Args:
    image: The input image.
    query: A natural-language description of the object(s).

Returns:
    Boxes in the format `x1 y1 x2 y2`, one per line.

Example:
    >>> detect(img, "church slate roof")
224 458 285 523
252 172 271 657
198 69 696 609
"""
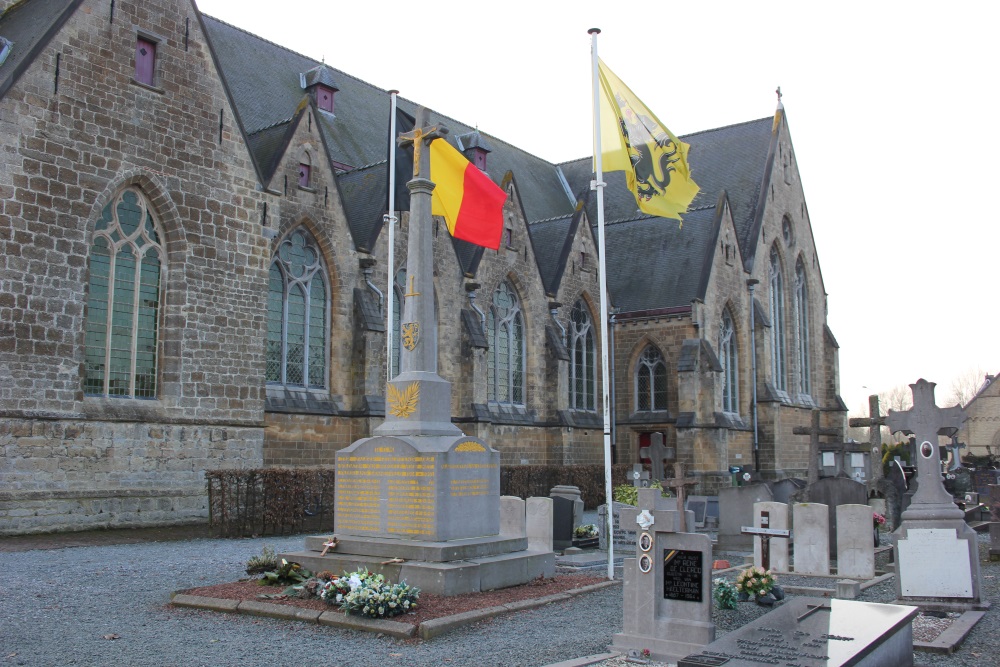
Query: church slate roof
0 0 81 100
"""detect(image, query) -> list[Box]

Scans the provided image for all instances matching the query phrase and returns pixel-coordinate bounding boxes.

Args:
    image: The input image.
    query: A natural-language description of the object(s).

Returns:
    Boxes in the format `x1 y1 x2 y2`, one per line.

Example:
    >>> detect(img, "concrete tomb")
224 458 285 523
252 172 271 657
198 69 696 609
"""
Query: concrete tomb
792 503 830 576
836 504 875 579
679 597 918 667
611 488 713 664
887 380 986 610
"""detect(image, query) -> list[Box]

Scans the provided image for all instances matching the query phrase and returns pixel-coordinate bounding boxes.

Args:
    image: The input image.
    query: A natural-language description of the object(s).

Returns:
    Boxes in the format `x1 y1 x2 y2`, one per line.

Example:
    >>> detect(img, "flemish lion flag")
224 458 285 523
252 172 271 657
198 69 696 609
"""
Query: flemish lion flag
597 58 699 222
430 138 507 250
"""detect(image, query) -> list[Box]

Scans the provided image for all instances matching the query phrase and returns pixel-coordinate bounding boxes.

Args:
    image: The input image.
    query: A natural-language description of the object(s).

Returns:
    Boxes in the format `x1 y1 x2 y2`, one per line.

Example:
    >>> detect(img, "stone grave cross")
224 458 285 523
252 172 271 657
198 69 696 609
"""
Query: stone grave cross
662 463 699 532
793 409 842 485
638 432 670 482
848 394 887 483
945 435 966 472
886 379 966 520
631 463 650 488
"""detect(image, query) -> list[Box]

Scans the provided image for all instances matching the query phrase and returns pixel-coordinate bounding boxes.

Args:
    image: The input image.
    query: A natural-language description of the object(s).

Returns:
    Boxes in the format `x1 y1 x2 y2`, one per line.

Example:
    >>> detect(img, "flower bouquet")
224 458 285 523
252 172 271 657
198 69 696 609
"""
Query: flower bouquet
735 566 776 603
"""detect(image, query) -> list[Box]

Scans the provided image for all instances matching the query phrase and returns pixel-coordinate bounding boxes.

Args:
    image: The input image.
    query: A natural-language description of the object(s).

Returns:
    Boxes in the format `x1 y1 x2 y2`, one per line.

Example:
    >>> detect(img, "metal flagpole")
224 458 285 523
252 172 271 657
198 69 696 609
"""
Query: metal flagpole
589 28 614 582
385 90 399 383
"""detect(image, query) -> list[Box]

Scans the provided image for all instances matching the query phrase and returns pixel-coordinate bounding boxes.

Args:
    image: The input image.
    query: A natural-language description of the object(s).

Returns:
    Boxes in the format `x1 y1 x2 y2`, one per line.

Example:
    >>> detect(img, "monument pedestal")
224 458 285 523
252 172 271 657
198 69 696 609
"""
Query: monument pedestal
892 517 989 611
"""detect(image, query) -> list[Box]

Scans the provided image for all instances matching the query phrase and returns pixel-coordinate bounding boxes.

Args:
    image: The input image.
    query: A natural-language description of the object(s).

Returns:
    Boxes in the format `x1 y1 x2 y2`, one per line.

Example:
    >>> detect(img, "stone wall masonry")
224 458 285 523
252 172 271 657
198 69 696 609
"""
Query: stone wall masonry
0 417 262 533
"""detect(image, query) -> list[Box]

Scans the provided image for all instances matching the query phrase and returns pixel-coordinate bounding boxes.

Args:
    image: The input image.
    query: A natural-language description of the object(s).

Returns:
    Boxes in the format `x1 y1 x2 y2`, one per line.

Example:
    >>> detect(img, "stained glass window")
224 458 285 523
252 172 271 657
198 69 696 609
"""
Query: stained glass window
636 346 667 412
266 229 328 389
720 309 738 414
794 258 810 396
84 188 162 398
486 281 524 404
769 246 787 392
569 300 596 410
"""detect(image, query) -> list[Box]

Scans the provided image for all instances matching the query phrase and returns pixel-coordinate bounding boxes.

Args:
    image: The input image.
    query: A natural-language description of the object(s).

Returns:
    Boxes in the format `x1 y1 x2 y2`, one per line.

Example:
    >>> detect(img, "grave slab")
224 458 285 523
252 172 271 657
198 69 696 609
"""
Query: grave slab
679 597 918 667
793 503 830 575
836 504 875 579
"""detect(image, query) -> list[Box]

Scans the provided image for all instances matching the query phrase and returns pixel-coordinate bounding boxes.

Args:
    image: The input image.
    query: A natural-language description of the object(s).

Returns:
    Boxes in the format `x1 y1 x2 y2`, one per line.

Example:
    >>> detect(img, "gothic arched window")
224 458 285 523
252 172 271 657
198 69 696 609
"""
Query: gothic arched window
487 281 525 404
635 346 667 412
720 308 739 414
84 188 164 398
769 245 787 392
266 229 328 389
390 268 405 379
569 300 596 410
794 257 810 396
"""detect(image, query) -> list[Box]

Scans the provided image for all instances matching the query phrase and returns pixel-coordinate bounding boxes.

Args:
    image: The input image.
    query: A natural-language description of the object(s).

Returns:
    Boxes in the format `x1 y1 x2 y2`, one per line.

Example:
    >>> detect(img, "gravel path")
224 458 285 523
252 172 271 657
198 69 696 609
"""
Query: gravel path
0 533 995 667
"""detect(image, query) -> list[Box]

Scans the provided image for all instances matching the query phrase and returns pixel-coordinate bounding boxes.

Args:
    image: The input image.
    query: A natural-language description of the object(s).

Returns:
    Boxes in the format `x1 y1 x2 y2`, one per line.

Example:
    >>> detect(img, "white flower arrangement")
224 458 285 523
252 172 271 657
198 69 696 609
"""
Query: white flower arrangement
319 567 419 618
734 566 775 597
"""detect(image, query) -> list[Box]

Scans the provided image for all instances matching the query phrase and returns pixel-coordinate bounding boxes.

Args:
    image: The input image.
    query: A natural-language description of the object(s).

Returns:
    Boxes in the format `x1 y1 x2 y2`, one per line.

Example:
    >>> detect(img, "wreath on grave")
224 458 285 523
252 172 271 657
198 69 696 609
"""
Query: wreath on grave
734 566 775 598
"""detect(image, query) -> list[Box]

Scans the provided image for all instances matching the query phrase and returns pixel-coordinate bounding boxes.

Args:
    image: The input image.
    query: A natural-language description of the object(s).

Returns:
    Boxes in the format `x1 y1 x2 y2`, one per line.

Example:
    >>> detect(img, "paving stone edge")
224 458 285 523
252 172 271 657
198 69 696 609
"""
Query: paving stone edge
169 580 619 640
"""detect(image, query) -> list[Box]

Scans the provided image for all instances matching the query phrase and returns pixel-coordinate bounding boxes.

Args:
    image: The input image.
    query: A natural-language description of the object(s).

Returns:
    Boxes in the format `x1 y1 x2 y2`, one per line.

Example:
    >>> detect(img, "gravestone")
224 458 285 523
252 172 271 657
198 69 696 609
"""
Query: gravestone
678 597 918 667
971 469 1000 497
716 484 773 551
793 503 830 575
611 487 714 663
686 495 709 529
552 495 575 551
598 501 637 554
808 476 867 557
630 463 650 488
770 477 807 504
750 501 790 571
284 109 548 595
639 432 672 482
526 497 553 552
887 379 985 610
819 440 872 482
836 504 875 579
500 496 526 537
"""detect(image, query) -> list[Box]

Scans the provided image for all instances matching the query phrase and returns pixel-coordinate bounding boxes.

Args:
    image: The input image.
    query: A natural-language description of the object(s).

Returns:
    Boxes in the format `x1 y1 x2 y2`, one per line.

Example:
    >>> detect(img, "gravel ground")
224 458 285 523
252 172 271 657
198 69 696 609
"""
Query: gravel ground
0 532 994 667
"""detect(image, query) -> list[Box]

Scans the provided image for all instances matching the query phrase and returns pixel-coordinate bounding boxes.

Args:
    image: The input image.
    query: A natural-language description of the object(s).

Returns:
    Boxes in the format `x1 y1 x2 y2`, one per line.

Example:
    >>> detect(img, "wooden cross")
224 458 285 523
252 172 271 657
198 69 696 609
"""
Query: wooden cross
886 379 966 516
793 409 842 485
848 394 887 482
398 107 448 181
662 462 699 532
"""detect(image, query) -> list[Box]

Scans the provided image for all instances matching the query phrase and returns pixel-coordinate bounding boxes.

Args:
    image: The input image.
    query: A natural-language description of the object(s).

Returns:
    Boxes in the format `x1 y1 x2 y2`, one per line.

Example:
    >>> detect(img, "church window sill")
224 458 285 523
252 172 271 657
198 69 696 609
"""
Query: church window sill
129 78 165 95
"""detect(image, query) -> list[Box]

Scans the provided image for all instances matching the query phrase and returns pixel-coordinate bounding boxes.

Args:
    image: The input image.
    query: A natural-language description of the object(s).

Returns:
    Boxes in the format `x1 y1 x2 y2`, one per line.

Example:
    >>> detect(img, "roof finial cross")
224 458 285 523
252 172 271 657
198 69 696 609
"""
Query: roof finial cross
776 86 782 102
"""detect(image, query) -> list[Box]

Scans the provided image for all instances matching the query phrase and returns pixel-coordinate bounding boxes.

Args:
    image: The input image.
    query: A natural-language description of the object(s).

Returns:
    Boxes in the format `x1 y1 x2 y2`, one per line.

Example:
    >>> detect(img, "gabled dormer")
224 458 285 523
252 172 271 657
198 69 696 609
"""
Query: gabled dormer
301 63 339 114
457 130 492 171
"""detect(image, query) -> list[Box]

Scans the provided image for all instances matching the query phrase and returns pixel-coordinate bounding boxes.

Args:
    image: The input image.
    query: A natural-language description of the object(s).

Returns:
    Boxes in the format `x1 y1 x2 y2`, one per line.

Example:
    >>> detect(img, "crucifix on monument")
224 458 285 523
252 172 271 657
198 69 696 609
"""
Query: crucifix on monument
793 409 842 486
885 379 965 521
848 394 887 483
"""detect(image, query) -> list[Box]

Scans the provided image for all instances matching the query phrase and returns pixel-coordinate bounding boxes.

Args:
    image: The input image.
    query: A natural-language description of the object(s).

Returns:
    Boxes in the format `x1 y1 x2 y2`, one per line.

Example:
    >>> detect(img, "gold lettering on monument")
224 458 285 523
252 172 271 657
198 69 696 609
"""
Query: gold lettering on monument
454 441 487 452
335 454 437 537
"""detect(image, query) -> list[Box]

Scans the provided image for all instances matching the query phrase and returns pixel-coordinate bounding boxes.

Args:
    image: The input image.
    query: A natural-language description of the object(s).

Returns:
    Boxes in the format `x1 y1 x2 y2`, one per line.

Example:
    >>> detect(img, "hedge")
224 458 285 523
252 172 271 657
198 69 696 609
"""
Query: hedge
206 463 630 536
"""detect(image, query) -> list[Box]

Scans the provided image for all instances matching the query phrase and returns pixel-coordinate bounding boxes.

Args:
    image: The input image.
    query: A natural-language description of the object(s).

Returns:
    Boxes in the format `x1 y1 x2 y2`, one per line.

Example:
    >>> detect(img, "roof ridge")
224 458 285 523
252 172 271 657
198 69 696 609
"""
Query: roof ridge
529 214 574 225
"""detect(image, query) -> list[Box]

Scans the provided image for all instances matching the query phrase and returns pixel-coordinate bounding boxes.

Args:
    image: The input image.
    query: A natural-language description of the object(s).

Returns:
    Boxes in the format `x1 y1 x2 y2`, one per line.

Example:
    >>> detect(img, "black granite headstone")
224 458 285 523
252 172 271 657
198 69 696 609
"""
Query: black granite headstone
552 495 574 550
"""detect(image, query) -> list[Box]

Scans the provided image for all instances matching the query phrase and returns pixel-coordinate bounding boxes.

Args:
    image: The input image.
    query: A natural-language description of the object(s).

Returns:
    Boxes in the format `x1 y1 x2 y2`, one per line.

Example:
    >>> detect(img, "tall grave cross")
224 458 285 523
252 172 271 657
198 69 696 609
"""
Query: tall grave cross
662 463 699 532
885 379 966 520
639 432 671 482
848 394 887 483
793 409 842 485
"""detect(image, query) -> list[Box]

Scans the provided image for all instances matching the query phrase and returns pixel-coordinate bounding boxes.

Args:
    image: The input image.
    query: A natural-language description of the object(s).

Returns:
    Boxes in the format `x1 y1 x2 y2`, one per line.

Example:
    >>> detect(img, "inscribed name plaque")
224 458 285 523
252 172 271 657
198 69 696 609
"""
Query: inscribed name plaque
679 597 918 667
896 528 973 598
335 435 499 541
663 549 703 602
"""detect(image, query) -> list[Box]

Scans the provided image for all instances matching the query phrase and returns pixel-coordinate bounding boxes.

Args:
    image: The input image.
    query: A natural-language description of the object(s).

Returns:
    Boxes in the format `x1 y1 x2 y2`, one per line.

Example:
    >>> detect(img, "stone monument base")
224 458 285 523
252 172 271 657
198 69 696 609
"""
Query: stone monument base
892 517 989 612
281 533 553 596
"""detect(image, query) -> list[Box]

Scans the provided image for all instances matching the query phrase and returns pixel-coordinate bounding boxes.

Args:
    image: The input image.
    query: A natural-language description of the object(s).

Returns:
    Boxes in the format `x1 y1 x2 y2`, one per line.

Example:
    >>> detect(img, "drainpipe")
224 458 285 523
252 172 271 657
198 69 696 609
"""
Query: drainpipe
609 308 618 464
361 258 383 314
748 278 760 472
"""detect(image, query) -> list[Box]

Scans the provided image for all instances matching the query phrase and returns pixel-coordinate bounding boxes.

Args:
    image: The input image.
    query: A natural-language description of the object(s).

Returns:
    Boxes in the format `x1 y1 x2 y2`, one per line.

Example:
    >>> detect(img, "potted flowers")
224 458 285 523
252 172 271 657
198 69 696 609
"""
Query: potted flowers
873 511 887 547
735 566 778 606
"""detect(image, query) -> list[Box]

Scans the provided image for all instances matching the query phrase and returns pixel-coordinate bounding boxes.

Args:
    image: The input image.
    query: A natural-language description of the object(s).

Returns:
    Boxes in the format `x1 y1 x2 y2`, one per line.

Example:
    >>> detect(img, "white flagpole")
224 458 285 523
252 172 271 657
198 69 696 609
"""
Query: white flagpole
385 90 399 383
589 28 615 582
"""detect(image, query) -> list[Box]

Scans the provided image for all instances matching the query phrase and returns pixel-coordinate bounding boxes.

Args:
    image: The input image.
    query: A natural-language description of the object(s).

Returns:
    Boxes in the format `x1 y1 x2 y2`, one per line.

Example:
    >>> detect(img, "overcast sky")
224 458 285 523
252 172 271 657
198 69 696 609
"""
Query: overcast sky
196 0 1000 415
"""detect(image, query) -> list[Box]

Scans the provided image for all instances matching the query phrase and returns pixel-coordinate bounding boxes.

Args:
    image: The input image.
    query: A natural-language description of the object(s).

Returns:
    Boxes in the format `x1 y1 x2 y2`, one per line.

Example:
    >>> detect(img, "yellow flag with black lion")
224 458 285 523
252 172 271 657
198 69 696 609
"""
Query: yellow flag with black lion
597 59 699 224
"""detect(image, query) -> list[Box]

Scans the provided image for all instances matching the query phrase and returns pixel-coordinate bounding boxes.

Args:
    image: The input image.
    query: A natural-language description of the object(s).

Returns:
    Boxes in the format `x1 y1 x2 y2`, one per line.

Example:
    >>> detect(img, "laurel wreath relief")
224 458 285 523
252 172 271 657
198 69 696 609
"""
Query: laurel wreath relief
387 382 420 418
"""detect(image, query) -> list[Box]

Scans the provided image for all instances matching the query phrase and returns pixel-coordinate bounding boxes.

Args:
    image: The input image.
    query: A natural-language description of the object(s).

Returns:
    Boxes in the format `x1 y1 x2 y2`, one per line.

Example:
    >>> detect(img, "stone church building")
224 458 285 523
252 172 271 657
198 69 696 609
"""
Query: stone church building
957 374 1000 458
0 0 845 533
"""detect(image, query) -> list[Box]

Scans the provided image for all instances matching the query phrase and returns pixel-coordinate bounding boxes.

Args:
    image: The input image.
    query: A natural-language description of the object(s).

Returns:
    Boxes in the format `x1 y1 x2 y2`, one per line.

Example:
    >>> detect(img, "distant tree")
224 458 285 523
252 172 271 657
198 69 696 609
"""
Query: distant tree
945 365 992 408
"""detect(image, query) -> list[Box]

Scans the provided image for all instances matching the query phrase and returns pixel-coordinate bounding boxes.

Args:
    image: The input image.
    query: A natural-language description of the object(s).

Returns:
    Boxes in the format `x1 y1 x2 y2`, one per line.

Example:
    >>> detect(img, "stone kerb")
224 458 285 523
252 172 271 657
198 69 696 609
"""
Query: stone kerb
836 504 875 579
792 503 830 576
